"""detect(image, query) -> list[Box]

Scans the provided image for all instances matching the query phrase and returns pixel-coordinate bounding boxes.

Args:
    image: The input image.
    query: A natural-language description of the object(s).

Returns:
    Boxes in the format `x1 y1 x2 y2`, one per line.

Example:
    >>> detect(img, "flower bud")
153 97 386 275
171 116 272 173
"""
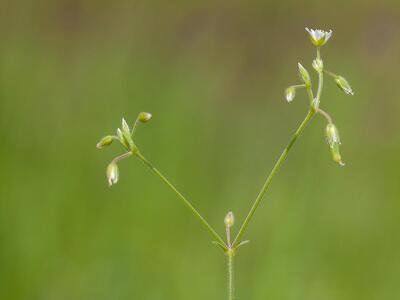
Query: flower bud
325 123 340 145
138 112 152 123
312 58 323 72
224 212 235 228
122 118 131 135
298 63 311 87
335 76 354 95
117 124 134 150
325 123 345 166
285 87 296 102
117 128 130 150
330 143 345 166
96 135 114 149
106 162 119 186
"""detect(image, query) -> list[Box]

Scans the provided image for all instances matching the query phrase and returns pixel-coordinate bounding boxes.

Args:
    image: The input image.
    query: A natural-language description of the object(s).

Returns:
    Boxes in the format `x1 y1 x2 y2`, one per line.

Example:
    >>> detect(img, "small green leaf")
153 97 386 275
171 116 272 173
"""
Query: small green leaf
212 241 228 252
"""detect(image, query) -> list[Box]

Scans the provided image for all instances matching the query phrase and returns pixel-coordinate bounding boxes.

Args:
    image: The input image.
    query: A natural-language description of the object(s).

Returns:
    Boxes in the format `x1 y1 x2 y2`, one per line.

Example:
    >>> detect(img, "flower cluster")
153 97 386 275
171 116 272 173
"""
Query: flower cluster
285 28 354 166
96 112 152 186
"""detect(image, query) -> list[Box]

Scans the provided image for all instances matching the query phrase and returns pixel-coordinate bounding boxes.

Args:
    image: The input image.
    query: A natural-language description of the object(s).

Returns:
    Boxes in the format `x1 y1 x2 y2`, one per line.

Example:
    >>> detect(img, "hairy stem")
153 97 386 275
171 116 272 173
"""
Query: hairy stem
135 151 226 246
317 108 333 124
227 250 235 300
233 109 315 245
316 47 323 104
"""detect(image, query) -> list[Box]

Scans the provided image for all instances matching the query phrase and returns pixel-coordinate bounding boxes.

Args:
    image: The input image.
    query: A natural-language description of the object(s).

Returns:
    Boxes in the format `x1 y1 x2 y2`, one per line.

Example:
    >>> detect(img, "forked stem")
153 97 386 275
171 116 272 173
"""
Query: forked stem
135 151 226 246
233 109 315 245
233 46 324 246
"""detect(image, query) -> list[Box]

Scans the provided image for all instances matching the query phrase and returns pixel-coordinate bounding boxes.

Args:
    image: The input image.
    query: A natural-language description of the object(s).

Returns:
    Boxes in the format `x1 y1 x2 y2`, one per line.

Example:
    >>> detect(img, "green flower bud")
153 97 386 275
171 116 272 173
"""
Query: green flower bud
298 63 311 87
335 76 354 95
106 162 119 186
285 86 296 102
312 58 323 72
117 128 129 150
224 211 235 228
305 28 332 47
325 123 345 166
138 112 152 123
117 119 135 150
96 135 114 149
122 118 131 135
326 123 341 145
330 143 344 166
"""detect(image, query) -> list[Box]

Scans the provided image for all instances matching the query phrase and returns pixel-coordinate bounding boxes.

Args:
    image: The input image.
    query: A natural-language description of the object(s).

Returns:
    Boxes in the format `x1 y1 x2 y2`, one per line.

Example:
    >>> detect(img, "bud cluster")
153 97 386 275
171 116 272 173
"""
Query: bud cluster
284 28 354 166
96 112 153 186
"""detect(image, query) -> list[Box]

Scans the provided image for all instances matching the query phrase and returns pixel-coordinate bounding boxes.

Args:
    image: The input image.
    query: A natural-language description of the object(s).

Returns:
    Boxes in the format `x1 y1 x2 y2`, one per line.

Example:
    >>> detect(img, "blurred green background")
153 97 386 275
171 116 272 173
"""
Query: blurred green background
1 1 400 299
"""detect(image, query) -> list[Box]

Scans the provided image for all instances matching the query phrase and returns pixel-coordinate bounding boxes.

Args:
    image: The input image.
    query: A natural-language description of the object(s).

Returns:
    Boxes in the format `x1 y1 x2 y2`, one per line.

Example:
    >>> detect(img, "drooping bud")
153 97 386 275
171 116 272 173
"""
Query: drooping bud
106 162 119 186
224 212 235 228
334 76 354 95
138 112 152 123
325 123 345 166
298 63 311 87
285 86 296 102
326 123 340 145
330 143 344 166
96 135 114 149
312 58 323 73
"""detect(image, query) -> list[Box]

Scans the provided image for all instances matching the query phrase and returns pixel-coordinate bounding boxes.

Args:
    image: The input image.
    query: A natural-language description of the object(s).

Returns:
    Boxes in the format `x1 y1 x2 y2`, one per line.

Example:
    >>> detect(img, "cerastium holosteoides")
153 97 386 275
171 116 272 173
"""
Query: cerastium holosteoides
97 28 354 300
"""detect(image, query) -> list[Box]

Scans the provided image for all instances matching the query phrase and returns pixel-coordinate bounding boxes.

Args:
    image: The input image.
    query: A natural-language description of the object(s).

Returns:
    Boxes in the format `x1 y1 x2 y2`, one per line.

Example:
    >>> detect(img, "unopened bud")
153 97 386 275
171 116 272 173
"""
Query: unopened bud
122 118 131 135
335 76 354 95
325 123 345 166
117 124 134 150
138 112 152 123
312 58 323 72
224 212 235 228
117 128 129 150
96 135 114 149
106 162 119 186
298 63 311 87
285 86 296 102
330 143 345 166
325 123 340 145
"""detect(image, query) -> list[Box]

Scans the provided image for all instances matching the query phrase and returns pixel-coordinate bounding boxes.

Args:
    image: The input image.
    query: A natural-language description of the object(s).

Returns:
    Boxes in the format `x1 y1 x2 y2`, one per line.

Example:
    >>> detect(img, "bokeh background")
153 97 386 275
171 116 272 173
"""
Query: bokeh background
1 1 400 299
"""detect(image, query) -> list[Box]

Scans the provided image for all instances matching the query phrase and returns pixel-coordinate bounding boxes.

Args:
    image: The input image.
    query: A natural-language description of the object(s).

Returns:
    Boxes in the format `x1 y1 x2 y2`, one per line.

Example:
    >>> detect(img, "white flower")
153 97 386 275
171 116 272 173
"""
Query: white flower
305 28 333 46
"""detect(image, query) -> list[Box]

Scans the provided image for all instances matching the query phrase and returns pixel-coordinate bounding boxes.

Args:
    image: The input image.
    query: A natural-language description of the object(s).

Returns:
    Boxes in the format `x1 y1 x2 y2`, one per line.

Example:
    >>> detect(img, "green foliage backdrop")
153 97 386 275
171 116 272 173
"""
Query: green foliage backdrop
0 1 399 299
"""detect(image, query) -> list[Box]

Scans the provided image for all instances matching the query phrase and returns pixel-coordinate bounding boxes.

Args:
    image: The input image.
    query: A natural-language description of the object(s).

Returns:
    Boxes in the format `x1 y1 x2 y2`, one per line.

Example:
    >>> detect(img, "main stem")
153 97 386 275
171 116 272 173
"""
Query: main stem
227 250 234 300
233 109 315 245
135 151 226 246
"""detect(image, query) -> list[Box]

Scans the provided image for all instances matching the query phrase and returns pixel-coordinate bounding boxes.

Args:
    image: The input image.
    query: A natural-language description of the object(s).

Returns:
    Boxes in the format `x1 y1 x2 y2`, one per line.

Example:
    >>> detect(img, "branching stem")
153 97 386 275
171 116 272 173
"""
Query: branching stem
233 46 324 246
233 109 315 245
135 151 226 246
